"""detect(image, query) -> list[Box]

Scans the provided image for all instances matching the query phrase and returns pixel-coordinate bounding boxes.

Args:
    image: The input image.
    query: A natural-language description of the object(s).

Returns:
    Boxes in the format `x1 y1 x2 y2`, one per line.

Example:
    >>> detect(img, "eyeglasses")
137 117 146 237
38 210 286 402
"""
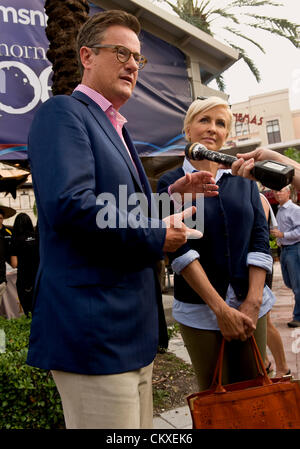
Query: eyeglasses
89 44 147 70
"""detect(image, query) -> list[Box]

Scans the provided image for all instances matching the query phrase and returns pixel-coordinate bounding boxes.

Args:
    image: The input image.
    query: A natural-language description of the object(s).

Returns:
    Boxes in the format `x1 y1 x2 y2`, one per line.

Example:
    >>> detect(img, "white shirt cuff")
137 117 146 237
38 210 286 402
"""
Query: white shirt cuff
171 250 200 274
247 252 273 273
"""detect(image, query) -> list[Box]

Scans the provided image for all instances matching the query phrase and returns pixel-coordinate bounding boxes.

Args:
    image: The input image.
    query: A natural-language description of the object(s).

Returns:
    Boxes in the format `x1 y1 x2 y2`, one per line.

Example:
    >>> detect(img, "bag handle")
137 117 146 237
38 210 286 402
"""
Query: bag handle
211 335 272 393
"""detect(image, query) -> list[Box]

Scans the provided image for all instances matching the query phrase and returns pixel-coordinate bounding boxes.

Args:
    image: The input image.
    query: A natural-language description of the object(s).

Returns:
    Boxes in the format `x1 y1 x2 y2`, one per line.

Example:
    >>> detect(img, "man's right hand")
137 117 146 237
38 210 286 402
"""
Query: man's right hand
162 206 203 252
169 170 219 200
216 303 256 341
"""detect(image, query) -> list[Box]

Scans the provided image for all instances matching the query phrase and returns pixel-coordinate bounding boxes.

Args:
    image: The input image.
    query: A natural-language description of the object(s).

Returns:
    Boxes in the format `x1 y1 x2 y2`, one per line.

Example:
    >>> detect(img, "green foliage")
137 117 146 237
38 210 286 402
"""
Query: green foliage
269 234 278 249
158 323 180 354
167 322 180 340
154 0 299 89
284 147 300 164
228 43 261 81
216 74 226 91
0 316 64 429
33 201 37 217
153 388 170 408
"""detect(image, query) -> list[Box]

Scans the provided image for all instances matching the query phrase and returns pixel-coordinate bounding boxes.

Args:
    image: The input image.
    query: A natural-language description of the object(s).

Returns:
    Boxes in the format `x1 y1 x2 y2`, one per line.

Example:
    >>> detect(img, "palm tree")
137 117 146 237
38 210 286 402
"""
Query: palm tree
45 0 90 95
153 0 299 90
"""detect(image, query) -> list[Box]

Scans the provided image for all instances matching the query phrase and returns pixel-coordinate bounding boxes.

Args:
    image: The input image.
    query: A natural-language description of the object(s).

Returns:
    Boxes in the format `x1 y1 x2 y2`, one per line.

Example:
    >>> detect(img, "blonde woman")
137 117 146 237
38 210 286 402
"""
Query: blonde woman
157 97 275 391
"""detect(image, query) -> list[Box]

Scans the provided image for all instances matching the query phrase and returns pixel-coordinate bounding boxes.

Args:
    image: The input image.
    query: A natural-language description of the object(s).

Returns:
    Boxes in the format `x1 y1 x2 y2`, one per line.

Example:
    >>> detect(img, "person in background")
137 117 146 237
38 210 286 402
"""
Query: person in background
10 213 39 317
260 193 290 377
271 186 300 328
231 148 300 190
157 97 274 391
0 208 12 308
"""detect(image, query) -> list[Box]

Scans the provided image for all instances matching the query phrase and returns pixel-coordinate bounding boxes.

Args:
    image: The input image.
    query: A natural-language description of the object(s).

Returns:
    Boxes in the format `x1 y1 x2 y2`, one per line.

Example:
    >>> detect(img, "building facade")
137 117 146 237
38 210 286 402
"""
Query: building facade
226 89 300 155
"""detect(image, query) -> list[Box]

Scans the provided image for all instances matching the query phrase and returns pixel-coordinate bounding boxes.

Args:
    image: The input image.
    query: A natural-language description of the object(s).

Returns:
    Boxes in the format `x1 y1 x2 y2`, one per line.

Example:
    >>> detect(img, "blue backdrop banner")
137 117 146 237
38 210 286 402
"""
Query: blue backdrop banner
0 0 51 159
0 1 192 160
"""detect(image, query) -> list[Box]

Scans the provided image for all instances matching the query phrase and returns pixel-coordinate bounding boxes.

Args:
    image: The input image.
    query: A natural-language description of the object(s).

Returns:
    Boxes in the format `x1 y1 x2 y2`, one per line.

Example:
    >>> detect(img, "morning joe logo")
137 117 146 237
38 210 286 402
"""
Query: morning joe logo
0 3 51 114
0 5 47 26
0 67 5 93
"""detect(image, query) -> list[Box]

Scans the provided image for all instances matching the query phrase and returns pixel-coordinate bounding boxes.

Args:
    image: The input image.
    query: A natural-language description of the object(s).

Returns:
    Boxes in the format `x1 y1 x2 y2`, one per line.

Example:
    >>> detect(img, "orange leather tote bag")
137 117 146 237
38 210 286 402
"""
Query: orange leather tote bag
187 336 300 429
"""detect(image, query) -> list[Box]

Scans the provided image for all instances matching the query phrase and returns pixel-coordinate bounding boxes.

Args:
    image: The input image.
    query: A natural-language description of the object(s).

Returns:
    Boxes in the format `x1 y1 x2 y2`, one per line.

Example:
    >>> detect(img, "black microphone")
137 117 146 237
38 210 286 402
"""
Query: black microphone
185 142 295 191
185 142 237 166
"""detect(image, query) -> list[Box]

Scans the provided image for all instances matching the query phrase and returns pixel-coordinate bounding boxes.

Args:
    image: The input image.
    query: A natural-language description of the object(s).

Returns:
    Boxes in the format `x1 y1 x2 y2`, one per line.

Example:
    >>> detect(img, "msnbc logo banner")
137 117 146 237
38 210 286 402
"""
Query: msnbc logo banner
0 1 191 161
0 0 51 160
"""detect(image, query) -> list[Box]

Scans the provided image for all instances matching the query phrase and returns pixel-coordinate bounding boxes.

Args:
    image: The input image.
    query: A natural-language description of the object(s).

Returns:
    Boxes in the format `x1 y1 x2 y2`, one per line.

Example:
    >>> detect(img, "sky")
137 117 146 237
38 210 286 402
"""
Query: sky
151 0 300 111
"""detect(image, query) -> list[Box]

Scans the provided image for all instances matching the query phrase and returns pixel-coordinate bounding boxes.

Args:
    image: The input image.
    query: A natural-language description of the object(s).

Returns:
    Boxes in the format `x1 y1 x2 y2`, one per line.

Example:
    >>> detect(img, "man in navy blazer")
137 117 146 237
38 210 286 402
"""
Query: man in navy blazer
26 10 204 429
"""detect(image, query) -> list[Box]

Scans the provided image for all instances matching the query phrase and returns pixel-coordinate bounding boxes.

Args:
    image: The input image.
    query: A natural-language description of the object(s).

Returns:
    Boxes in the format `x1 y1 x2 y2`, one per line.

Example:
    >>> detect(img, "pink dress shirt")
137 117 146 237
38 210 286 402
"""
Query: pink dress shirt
74 84 136 166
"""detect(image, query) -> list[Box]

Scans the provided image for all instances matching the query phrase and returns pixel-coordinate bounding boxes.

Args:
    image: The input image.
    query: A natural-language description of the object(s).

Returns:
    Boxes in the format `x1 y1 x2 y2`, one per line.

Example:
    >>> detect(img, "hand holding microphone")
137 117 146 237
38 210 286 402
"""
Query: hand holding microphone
185 143 294 190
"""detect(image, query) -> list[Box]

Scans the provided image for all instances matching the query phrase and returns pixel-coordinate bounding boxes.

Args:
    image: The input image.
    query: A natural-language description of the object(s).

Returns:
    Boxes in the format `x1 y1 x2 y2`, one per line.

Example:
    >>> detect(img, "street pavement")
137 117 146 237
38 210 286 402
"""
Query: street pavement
153 261 300 429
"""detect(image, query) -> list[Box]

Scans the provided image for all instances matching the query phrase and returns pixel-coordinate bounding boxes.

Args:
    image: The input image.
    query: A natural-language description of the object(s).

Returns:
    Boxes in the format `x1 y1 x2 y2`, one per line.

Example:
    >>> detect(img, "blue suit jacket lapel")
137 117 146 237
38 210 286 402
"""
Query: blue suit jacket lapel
71 91 144 192
122 127 153 202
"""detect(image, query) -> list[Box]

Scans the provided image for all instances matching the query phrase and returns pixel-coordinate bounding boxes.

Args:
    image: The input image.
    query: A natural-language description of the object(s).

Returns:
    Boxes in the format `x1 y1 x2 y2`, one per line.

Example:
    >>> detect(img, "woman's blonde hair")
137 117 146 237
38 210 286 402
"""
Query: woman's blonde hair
183 96 233 142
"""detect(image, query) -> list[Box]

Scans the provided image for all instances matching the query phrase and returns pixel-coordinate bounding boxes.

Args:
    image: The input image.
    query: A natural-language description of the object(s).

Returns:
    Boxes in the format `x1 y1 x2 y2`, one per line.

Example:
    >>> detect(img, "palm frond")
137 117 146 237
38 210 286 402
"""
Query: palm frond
245 14 299 36
248 22 299 47
162 0 182 16
223 26 265 53
156 0 299 86
229 0 283 7
180 13 213 33
228 42 261 82
196 1 230 19
208 9 240 25
197 0 212 13
180 0 195 15
215 74 226 91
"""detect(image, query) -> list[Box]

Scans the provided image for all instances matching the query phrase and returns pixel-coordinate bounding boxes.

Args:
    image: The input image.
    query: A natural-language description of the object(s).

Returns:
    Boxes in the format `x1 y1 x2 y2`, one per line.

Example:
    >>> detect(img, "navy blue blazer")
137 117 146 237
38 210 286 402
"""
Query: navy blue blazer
157 166 270 304
27 91 167 374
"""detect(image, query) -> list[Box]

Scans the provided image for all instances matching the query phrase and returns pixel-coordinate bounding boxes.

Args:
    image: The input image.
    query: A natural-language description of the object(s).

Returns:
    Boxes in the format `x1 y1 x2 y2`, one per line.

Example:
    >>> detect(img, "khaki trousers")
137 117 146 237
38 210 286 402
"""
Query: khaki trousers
51 362 154 429
179 314 267 391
